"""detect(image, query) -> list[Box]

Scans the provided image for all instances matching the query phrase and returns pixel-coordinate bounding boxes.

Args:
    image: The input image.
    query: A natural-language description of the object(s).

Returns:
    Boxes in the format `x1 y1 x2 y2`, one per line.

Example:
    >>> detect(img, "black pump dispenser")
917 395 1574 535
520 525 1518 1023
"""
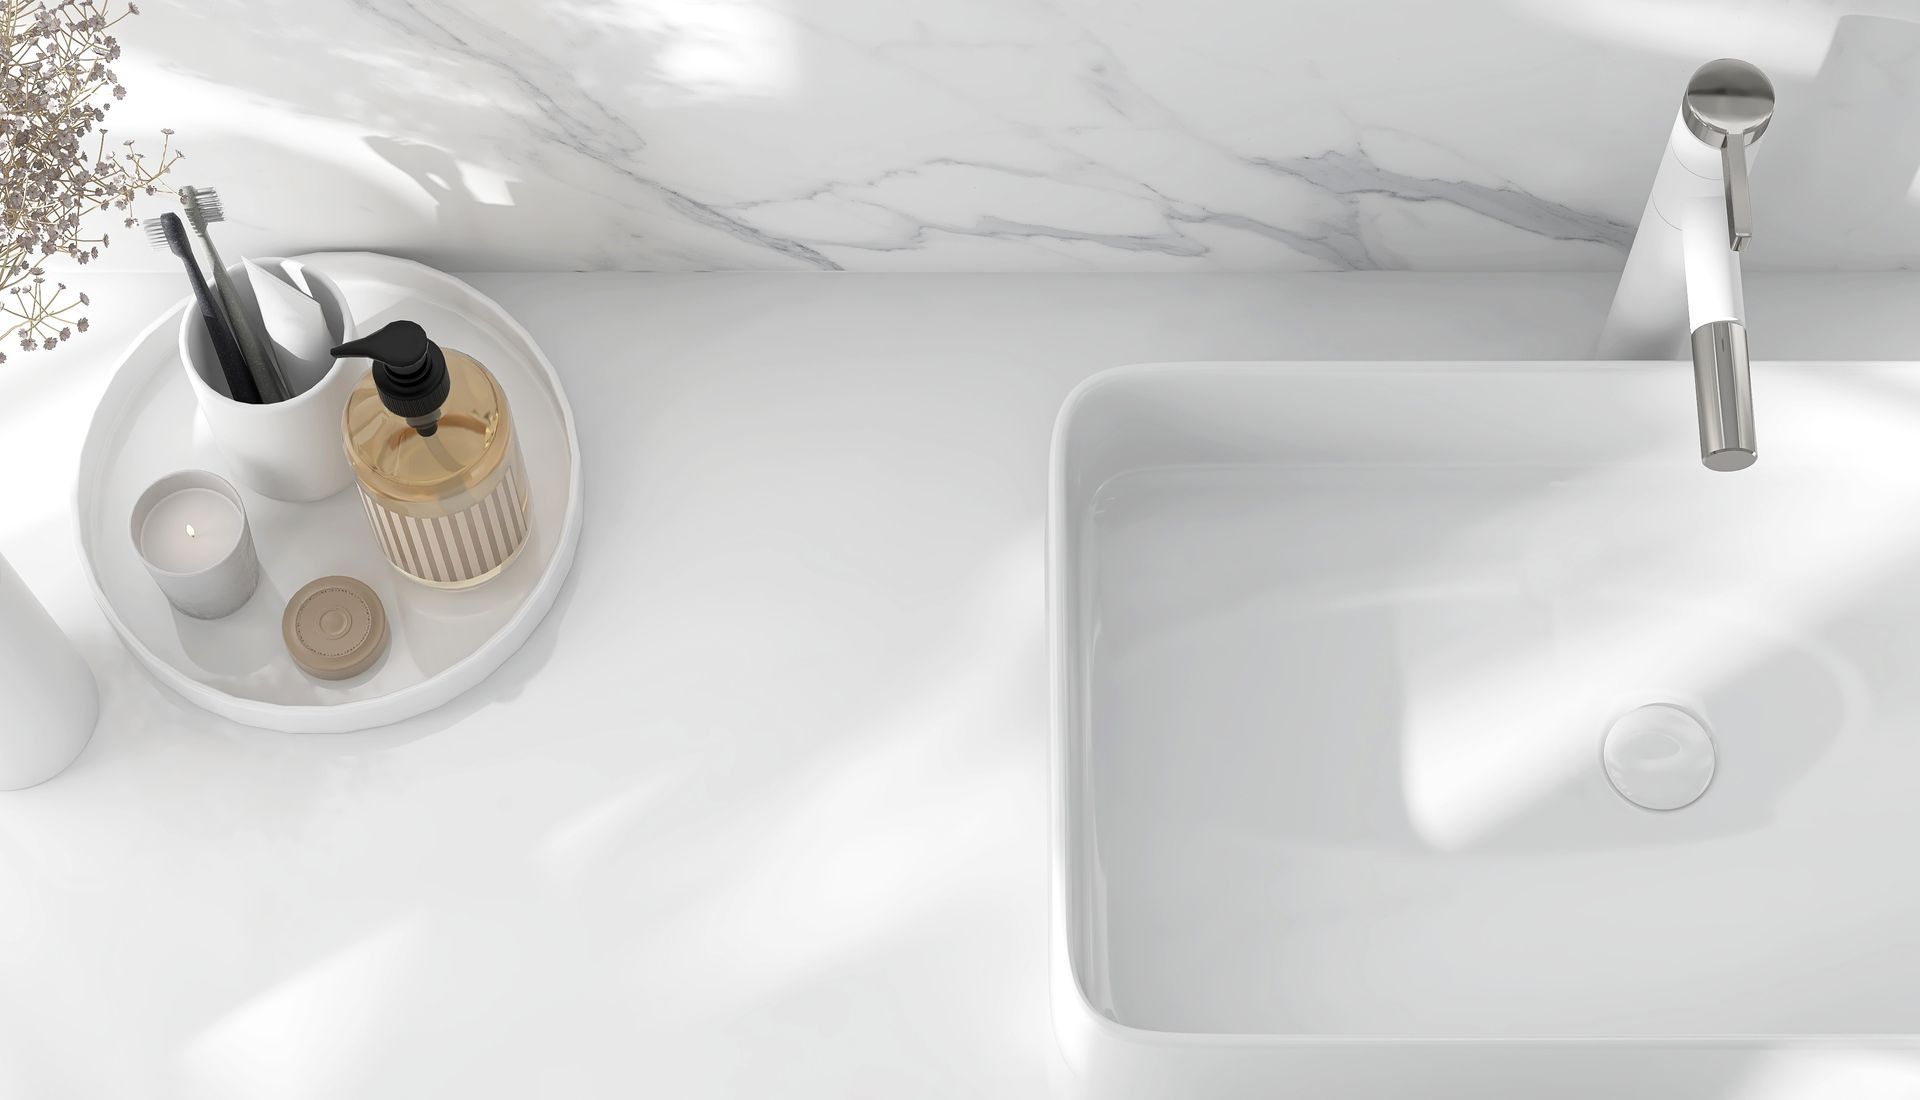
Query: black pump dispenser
333 320 452 437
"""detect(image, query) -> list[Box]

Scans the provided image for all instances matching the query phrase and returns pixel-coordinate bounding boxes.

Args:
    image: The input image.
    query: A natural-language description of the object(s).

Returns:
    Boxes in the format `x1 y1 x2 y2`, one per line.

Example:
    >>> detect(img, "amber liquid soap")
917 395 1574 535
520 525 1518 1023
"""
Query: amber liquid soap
338 321 531 589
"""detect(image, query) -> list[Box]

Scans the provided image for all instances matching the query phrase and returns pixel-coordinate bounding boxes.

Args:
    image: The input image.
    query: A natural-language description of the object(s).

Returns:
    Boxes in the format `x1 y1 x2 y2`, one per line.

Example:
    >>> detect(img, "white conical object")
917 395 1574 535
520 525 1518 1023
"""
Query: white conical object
244 259 335 397
0 554 96 790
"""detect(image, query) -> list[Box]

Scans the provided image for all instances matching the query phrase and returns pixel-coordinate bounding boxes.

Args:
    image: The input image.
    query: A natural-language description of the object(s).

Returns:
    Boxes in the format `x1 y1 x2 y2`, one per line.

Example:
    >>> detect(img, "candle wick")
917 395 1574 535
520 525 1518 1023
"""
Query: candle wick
186 523 196 538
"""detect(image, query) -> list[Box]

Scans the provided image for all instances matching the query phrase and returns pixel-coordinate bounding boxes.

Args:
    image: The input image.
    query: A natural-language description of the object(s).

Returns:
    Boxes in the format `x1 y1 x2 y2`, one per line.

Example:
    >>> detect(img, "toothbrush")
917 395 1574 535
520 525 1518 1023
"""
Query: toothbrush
179 186 290 402
147 213 261 404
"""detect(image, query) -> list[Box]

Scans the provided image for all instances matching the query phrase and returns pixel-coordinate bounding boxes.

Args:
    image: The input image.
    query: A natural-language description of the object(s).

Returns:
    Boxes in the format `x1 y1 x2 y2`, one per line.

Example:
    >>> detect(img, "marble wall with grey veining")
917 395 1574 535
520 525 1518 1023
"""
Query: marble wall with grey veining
100 0 1920 271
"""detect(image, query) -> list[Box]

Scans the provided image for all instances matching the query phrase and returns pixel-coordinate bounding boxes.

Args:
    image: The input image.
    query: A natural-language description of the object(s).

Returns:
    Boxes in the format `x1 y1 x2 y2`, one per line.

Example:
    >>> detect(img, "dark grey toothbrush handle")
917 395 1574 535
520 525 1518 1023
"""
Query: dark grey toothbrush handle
186 259 259 404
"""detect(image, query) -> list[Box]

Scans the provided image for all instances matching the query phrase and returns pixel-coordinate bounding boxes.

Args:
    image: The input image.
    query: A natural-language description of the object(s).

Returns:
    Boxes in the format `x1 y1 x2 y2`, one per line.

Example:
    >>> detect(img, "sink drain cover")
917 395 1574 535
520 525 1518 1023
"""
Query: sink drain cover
1602 704 1715 810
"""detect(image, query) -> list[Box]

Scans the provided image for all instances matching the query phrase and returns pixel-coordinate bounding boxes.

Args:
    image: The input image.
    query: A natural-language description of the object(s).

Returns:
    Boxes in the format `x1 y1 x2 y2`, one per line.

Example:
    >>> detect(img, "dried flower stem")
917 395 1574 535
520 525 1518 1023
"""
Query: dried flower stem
0 0 176 359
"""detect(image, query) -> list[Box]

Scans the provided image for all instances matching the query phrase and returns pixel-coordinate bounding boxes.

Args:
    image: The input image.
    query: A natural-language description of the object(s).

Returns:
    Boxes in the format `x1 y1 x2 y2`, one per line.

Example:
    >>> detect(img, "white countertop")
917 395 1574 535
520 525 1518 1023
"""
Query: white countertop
4 271 1919 1099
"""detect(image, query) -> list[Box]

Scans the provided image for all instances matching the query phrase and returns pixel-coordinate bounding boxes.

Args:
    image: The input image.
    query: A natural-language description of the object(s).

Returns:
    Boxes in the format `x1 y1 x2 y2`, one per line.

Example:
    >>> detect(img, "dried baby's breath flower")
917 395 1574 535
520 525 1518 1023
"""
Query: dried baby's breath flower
0 0 177 355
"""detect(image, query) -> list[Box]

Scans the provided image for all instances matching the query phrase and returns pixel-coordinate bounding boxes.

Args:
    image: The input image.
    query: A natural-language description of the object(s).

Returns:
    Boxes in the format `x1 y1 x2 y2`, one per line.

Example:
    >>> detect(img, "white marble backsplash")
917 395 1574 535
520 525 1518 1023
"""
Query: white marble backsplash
100 0 1920 271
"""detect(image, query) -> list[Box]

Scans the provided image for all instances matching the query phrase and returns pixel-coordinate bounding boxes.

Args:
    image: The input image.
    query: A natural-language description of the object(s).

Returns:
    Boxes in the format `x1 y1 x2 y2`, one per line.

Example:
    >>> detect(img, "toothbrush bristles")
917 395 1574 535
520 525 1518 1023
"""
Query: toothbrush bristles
141 217 169 249
192 187 225 222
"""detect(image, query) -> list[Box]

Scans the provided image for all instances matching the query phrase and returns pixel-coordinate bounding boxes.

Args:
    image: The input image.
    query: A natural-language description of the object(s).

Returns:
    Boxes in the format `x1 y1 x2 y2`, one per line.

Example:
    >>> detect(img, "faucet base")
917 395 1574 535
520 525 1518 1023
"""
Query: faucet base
1691 319 1757 471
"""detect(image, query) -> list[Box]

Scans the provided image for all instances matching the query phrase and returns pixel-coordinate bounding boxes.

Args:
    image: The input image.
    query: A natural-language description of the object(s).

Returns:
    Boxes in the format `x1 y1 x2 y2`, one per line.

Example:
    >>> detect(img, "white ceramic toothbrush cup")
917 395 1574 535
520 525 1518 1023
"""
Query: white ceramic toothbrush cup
180 259 358 503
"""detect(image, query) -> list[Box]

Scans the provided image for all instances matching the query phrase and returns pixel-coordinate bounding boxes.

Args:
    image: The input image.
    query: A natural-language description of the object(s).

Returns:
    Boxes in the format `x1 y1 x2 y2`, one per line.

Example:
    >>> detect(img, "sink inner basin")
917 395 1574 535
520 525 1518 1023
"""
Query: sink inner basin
1052 363 1920 1041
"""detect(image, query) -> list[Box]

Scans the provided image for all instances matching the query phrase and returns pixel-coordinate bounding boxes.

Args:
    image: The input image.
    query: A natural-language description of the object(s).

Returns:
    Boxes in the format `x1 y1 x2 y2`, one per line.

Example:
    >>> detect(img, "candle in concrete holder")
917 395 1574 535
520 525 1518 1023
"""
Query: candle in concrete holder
130 470 259 619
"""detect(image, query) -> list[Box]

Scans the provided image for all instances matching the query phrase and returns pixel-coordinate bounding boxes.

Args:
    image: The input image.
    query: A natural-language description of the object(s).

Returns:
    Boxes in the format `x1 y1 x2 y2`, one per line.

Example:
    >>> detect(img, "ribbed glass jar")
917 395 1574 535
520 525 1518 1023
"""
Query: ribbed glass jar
342 346 531 589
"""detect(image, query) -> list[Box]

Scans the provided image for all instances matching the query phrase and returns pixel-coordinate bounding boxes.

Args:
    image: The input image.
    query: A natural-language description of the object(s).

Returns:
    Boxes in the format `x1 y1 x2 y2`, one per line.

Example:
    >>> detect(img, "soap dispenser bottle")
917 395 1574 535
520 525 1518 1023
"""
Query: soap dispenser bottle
335 321 531 589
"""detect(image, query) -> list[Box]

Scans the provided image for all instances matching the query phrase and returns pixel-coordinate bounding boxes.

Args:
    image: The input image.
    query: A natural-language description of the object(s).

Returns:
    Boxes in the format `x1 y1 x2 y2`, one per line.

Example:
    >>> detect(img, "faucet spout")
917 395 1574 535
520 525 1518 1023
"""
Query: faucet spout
1691 320 1755 471
1596 58 1775 472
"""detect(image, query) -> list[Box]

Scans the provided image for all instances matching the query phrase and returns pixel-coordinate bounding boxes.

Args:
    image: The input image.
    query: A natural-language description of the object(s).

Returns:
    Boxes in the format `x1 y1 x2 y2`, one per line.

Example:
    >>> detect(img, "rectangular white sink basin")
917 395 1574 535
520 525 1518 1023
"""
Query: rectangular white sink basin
1049 363 1920 1097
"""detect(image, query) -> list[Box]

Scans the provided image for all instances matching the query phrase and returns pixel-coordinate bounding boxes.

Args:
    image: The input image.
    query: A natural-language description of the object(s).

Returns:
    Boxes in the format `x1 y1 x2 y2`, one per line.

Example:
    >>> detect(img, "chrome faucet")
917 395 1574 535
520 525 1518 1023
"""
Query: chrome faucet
1598 59 1775 471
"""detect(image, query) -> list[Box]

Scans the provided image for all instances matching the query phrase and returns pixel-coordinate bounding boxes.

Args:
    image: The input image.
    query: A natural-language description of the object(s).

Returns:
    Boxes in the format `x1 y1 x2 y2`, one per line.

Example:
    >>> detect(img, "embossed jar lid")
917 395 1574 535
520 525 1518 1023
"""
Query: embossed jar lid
283 576 389 680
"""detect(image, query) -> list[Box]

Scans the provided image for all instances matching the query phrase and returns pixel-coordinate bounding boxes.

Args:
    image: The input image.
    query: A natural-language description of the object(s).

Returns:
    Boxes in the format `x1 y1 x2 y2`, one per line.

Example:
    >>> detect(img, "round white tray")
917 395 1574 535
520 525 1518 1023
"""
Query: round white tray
75 252 583 732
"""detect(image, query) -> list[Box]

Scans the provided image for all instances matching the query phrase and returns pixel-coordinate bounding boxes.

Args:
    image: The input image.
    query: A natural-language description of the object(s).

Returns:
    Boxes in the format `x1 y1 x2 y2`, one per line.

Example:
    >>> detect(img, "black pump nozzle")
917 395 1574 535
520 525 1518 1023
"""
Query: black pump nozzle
333 320 452 437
